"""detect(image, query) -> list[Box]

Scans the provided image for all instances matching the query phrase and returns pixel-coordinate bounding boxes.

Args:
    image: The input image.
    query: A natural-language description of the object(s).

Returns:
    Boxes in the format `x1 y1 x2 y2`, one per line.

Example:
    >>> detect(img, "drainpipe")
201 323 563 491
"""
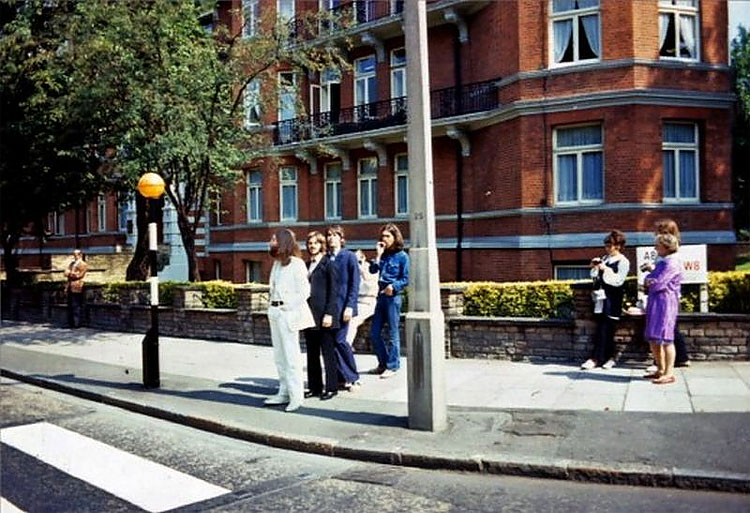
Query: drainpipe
454 25 464 281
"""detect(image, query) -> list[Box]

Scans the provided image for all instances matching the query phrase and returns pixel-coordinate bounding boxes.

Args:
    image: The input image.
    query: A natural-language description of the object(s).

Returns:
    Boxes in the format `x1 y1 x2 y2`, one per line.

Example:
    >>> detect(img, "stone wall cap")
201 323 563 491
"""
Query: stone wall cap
452 315 574 326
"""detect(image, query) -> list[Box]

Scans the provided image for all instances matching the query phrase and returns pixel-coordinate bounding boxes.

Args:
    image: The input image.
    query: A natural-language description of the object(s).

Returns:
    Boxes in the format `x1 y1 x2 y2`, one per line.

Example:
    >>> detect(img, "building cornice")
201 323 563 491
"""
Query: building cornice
266 88 733 155
497 58 730 89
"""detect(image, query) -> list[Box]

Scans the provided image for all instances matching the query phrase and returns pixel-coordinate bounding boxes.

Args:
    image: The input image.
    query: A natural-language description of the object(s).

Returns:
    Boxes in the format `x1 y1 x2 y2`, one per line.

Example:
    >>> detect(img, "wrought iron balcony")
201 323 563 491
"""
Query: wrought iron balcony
272 78 499 146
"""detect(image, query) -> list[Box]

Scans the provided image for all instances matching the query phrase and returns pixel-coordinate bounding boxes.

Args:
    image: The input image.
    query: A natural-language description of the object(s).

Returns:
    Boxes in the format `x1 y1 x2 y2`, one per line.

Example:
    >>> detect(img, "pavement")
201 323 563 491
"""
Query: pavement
2 320 750 493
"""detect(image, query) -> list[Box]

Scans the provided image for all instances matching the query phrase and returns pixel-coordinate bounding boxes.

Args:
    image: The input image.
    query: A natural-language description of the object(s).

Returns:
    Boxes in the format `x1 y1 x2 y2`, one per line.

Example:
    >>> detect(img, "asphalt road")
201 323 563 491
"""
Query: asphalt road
2 379 749 513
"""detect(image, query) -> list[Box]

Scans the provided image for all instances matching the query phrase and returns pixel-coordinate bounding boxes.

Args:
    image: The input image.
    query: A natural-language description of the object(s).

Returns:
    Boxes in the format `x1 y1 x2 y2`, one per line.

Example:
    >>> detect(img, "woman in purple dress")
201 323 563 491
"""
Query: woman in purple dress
644 233 682 385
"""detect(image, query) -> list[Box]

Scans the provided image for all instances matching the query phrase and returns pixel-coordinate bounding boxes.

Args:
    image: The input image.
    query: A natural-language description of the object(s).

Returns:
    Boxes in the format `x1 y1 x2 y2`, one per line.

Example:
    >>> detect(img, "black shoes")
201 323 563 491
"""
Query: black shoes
304 390 321 399
320 390 337 401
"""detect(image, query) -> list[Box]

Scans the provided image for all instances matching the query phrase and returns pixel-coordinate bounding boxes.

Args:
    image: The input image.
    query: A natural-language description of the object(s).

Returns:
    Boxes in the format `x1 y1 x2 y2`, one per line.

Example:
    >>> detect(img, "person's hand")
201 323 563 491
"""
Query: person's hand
322 314 332 328
383 285 394 297
343 307 353 322
375 241 385 258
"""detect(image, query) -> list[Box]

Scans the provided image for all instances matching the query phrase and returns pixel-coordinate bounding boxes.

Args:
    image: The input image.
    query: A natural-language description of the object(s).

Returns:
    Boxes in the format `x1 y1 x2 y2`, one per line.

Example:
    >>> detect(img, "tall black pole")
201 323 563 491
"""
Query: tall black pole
142 198 160 388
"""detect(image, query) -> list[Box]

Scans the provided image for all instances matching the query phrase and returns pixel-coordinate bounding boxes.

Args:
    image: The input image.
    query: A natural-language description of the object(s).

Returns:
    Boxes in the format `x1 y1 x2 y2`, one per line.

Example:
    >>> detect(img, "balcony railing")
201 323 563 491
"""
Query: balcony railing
272 78 499 145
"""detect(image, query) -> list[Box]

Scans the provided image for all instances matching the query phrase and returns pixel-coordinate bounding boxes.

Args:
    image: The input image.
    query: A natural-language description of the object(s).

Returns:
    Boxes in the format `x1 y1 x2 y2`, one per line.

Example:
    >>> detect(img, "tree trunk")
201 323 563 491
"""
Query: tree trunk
2 231 21 287
125 194 150 281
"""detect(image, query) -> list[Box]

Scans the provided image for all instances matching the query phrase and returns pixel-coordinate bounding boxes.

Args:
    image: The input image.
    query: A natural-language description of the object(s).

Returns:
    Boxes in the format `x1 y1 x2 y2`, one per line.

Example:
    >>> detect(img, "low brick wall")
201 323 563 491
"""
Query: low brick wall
3 283 748 362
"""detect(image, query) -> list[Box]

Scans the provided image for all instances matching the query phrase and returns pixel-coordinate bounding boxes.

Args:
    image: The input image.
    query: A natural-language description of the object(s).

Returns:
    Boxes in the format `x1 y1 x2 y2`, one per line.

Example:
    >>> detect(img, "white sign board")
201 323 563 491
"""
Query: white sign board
636 244 708 284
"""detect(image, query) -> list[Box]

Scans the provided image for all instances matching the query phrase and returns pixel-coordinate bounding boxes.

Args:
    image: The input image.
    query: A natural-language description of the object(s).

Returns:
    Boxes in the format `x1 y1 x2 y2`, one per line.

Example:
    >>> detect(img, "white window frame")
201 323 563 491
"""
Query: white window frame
246 169 263 223
354 55 376 108
85 204 92 233
357 157 378 219
324 162 342 220
549 0 601 68
117 194 129 233
97 194 107 232
553 123 605 206
658 0 700 62
214 260 222 280
244 260 261 283
390 0 404 15
212 192 223 226
662 122 700 203
244 79 261 128
390 48 406 99
279 166 298 221
277 72 296 122
243 0 260 38
554 265 591 281
394 153 409 217
47 211 64 235
277 0 295 22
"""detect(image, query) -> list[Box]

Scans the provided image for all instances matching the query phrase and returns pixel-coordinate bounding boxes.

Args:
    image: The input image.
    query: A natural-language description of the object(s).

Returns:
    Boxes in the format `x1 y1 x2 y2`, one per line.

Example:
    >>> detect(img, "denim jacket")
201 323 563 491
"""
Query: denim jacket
369 250 409 294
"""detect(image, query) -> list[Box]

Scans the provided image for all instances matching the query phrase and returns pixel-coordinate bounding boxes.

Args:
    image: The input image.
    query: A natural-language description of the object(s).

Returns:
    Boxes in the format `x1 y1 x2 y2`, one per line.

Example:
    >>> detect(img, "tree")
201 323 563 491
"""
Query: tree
60 0 348 281
0 0 104 286
732 25 750 238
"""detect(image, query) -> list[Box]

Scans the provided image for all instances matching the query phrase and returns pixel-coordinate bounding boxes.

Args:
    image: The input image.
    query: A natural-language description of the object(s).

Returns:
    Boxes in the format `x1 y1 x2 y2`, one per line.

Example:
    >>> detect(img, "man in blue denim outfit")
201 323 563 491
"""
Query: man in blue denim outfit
367 223 409 379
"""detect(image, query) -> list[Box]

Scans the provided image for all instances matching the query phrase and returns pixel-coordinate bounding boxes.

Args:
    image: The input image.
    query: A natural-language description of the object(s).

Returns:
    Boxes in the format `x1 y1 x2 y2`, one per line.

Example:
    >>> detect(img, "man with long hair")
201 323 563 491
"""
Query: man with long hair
265 229 315 412
367 223 409 379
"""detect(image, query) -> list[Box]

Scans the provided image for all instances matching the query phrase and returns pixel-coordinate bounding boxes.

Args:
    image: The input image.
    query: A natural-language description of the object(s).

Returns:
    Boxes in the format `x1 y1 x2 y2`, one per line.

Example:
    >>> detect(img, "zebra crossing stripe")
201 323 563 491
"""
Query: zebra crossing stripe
1 422 230 513
1 497 26 513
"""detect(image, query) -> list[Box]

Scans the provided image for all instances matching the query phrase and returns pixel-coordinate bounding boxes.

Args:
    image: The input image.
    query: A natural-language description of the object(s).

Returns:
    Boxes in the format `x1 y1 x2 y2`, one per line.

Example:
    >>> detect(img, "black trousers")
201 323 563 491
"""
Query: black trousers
67 292 84 328
674 325 689 364
592 313 617 363
305 329 338 394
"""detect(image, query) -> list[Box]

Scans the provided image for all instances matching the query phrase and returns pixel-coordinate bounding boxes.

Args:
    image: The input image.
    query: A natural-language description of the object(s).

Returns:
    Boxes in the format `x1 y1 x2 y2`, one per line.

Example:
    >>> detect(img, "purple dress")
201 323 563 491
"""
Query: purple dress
644 255 682 343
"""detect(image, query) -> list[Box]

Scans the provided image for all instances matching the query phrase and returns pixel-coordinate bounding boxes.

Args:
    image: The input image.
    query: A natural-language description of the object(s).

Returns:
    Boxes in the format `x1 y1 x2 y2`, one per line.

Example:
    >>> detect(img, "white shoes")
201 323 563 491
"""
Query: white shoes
380 369 398 379
602 359 616 370
264 394 289 406
285 401 302 412
580 359 596 370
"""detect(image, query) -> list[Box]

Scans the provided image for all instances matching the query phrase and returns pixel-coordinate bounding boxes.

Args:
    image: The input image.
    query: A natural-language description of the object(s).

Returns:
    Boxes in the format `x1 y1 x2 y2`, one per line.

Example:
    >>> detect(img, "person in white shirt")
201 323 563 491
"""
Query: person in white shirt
265 229 315 412
345 250 379 348
581 230 630 370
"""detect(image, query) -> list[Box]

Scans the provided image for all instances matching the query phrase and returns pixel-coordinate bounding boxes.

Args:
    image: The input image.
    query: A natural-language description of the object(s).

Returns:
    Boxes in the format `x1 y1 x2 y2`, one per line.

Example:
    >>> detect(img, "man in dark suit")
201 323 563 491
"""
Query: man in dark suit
326 225 361 387
304 231 340 400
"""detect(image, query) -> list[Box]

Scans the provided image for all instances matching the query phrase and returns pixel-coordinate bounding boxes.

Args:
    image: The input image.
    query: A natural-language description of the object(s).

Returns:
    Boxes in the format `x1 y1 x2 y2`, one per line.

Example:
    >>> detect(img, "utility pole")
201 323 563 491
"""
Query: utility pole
403 0 447 432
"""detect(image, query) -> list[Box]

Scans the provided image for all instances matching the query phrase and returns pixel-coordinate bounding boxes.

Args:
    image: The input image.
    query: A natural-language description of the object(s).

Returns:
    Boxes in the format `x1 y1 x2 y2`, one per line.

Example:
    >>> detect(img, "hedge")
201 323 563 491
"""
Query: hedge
462 270 750 319
462 281 575 319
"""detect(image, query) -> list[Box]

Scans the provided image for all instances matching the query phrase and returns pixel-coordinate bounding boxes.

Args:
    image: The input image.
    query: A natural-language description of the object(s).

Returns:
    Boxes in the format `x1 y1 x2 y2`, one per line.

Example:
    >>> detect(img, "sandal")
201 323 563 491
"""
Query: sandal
652 375 677 385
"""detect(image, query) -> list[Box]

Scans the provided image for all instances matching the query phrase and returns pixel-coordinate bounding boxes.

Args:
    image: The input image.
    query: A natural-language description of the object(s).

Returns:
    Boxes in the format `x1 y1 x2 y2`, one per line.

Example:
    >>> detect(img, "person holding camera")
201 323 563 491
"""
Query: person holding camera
367 223 409 379
581 230 630 370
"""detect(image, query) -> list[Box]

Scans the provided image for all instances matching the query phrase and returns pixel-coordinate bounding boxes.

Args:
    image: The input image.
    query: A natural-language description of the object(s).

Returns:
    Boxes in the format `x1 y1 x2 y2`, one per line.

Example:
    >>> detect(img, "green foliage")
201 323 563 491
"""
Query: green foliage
193 280 237 309
57 0 350 281
463 281 575 319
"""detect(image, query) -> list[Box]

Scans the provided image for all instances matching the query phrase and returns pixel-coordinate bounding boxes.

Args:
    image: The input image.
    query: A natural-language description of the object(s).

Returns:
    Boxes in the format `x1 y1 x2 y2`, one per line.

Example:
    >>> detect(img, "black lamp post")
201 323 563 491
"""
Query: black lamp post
137 172 165 388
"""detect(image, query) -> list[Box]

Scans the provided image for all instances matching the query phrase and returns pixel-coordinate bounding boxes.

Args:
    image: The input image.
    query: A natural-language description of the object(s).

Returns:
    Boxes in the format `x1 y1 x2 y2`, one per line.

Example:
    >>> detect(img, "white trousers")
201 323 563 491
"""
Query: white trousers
267 306 303 403
345 297 377 344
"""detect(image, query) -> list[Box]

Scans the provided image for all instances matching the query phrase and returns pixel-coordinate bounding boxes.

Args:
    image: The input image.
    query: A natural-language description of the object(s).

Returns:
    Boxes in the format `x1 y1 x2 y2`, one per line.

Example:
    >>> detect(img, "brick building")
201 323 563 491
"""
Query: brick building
17 0 736 284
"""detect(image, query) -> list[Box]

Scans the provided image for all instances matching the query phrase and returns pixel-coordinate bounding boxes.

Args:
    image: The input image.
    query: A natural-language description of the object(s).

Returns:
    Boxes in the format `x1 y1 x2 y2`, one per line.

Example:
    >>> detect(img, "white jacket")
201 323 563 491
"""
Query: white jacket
269 257 315 331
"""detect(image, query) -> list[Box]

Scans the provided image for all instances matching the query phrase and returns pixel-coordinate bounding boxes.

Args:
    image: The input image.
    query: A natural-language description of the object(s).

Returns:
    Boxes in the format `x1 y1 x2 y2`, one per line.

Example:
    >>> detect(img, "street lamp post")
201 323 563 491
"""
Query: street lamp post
137 172 165 389
403 0 447 431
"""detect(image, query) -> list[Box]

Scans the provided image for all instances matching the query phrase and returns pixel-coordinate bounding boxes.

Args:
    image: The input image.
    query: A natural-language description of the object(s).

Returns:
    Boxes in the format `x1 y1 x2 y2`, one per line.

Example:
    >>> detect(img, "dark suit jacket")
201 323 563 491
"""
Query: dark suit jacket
307 255 340 330
329 249 360 322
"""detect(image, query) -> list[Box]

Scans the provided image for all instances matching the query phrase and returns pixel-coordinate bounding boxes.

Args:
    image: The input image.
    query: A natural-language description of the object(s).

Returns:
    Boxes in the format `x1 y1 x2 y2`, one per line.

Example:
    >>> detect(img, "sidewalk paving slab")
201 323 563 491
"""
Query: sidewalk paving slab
2 321 750 493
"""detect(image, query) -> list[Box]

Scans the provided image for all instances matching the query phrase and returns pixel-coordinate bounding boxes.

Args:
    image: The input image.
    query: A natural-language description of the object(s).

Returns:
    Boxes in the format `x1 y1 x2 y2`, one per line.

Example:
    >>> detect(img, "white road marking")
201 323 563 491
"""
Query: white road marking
0 497 26 513
1 422 229 512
